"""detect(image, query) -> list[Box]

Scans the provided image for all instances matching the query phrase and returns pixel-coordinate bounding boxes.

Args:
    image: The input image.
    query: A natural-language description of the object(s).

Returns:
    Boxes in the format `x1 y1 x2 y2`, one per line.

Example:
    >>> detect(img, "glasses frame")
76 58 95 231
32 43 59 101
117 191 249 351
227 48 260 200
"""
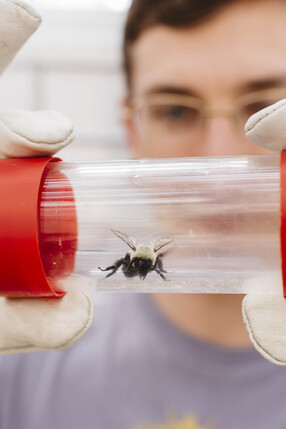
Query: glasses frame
123 87 286 126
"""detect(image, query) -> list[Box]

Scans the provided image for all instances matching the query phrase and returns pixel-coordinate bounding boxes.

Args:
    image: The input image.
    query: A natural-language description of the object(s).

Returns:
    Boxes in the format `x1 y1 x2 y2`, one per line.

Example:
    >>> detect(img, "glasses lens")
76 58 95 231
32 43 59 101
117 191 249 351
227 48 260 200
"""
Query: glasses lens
138 103 201 136
239 90 286 123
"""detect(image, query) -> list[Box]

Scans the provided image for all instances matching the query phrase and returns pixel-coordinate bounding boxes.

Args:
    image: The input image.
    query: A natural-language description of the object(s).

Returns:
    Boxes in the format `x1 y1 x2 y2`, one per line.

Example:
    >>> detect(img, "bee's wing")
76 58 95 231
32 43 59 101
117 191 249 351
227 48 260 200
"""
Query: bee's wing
111 229 137 251
152 237 173 252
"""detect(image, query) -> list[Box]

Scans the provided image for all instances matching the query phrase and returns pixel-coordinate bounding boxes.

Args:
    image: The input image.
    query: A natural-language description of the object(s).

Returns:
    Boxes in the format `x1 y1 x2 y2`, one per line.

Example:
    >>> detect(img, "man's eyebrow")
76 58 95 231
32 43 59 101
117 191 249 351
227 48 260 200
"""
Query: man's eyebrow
144 85 199 97
241 76 286 93
140 78 286 98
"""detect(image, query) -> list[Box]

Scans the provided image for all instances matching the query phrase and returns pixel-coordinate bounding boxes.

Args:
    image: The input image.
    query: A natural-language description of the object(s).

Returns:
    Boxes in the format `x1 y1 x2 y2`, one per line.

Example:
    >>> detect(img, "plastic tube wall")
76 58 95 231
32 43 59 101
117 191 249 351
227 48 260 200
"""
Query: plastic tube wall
39 155 282 294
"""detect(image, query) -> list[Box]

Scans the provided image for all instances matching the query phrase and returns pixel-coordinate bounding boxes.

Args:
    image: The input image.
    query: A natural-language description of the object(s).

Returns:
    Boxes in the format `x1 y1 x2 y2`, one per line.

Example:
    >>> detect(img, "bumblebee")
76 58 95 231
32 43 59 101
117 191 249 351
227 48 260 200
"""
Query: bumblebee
99 229 172 280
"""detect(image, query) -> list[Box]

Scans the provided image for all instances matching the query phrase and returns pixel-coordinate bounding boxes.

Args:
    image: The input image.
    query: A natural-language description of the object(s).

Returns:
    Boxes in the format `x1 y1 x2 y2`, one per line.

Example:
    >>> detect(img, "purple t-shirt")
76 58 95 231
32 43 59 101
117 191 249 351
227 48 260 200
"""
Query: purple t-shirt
0 294 286 429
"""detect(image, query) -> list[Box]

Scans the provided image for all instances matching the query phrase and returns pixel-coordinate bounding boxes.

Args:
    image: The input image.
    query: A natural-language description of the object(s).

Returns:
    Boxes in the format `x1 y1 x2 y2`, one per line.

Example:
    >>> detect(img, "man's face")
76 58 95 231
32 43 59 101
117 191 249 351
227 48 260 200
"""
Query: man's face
123 0 286 158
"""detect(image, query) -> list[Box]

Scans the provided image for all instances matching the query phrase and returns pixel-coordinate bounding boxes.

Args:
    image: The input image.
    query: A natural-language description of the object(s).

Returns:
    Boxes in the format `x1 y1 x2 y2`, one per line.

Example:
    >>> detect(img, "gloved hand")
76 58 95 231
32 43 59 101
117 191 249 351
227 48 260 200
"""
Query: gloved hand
0 0 94 354
243 99 286 365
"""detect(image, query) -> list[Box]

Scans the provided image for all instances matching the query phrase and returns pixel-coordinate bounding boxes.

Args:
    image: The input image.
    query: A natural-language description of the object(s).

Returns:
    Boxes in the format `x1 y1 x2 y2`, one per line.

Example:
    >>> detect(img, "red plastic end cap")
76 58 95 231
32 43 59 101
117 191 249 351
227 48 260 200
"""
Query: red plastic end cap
0 157 76 298
280 151 286 297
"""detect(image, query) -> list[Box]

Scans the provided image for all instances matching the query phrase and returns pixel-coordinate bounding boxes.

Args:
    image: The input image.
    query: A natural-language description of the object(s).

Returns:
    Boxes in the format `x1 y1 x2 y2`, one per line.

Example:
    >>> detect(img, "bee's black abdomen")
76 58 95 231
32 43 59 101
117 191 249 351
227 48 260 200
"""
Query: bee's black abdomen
123 271 137 278
122 256 154 280
138 258 153 279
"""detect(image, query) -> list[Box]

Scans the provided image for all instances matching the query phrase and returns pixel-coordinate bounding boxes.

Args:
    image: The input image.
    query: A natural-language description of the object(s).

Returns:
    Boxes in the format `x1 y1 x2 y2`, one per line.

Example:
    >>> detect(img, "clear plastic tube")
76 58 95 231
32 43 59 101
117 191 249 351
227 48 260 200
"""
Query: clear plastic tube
39 155 282 294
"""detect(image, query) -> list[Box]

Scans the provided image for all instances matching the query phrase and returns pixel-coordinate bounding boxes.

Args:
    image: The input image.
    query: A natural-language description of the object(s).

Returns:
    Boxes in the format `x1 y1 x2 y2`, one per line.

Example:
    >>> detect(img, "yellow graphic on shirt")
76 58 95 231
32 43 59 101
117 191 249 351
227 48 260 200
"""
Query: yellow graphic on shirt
129 412 215 429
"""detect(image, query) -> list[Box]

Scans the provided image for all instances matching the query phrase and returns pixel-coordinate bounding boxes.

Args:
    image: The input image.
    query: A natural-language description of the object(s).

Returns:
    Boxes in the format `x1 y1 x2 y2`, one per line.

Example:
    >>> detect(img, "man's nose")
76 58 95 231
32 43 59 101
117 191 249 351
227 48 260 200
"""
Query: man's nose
198 116 270 157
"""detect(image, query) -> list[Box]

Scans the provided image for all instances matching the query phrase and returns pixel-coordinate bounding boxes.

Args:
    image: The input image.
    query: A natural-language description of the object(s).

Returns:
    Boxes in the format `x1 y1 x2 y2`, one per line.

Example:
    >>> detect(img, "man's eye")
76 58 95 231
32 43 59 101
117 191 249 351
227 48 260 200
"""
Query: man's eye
149 105 200 125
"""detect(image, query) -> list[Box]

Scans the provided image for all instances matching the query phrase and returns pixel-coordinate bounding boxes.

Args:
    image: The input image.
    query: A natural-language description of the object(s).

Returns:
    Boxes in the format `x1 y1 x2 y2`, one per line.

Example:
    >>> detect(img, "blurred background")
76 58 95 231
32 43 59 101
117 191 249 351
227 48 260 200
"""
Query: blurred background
0 0 131 160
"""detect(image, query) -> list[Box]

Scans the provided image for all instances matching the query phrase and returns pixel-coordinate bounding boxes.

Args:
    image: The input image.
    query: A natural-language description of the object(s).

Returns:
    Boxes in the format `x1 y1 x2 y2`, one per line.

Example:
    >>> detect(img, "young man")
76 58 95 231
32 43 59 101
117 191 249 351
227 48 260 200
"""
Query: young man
1 1 286 428
121 0 278 351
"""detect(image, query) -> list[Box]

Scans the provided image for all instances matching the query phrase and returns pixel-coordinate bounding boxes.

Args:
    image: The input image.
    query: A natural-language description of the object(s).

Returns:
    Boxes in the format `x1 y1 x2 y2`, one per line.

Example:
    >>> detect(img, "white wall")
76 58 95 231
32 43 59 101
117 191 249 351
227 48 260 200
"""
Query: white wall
0 6 129 161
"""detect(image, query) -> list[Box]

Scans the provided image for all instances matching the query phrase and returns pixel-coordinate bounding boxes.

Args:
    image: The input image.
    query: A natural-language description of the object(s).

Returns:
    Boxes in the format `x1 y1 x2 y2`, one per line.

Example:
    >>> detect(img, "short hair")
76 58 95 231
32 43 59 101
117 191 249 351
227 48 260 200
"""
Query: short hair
123 0 248 91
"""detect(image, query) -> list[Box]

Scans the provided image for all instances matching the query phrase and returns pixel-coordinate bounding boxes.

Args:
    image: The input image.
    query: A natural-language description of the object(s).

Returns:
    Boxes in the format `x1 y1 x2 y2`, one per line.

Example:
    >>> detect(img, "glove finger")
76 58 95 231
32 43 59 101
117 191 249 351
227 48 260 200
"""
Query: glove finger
0 0 41 75
0 110 74 158
242 293 286 365
0 275 95 354
245 99 286 152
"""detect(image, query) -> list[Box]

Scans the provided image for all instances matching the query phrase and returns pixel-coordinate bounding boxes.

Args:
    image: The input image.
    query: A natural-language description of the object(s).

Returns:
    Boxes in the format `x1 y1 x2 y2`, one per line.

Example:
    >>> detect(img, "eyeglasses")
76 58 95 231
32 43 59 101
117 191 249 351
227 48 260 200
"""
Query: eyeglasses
124 87 286 141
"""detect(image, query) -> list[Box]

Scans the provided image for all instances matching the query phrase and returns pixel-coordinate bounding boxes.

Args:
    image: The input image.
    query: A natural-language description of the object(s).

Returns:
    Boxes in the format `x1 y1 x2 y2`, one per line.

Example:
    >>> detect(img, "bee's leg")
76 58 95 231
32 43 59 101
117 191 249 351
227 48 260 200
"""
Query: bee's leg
98 258 124 278
154 267 167 280
156 256 167 273
153 256 168 279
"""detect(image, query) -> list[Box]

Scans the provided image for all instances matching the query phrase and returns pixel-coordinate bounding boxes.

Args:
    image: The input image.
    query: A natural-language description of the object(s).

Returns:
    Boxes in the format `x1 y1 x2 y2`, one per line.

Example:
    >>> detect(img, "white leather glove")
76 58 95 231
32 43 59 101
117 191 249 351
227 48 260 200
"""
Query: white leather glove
243 99 286 365
0 0 94 354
